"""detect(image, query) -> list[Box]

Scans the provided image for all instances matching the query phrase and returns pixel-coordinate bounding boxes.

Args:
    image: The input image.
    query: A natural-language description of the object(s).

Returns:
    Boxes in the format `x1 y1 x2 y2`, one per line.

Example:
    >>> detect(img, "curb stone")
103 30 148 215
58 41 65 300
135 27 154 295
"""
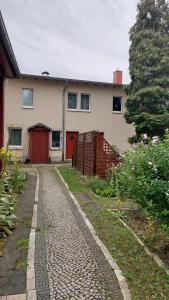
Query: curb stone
26 167 39 300
108 210 169 276
56 167 131 300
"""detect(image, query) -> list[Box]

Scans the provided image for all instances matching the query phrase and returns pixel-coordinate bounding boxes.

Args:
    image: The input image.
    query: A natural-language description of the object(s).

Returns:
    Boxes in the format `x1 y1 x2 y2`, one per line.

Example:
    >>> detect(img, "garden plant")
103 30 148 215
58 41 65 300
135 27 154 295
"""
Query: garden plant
0 146 25 238
111 132 169 234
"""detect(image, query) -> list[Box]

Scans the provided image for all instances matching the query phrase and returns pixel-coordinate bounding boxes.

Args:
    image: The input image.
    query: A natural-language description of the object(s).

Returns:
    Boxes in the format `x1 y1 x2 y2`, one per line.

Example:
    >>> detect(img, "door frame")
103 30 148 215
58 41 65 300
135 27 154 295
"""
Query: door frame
28 123 51 163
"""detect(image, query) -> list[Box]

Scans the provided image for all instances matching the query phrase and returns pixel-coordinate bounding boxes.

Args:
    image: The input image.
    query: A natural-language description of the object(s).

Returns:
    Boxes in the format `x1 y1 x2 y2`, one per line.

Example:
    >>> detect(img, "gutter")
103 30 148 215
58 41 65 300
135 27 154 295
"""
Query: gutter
62 80 68 161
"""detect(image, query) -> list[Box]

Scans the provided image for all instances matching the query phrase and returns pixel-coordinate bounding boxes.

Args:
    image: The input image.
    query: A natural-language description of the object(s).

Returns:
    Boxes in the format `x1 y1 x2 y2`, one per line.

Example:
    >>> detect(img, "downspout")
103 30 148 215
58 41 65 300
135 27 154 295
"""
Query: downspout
62 80 68 161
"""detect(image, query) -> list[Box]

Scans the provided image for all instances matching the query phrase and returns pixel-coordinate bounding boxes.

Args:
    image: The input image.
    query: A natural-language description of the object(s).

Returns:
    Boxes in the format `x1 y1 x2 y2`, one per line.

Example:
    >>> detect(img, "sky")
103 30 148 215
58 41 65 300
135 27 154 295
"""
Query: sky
0 0 138 84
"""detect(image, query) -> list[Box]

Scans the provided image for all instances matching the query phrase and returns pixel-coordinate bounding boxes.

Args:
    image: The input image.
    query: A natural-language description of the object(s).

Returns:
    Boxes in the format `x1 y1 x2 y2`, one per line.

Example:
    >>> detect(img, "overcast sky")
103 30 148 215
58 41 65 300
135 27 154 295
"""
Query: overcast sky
0 0 138 83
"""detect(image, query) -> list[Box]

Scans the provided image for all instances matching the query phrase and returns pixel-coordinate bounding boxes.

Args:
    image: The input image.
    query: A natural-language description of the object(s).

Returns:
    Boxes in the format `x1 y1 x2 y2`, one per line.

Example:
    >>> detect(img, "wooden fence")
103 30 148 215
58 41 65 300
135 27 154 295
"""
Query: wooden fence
72 131 120 178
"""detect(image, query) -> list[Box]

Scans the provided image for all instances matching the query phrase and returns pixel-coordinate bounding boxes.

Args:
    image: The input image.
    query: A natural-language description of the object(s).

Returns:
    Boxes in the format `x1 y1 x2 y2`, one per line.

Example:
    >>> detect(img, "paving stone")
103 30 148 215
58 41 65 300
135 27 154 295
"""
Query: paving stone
35 166 123 300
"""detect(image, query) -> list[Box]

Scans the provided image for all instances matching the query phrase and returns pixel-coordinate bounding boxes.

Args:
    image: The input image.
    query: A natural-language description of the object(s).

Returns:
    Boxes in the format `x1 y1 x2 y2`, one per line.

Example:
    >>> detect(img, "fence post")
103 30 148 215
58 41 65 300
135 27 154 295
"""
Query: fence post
83 133 85 175
93 132 97 176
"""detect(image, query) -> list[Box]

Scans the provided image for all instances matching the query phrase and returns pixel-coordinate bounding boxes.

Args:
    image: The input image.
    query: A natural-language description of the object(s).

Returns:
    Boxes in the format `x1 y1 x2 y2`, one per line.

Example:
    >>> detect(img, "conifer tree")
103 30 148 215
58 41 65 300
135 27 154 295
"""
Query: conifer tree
125 0 169 143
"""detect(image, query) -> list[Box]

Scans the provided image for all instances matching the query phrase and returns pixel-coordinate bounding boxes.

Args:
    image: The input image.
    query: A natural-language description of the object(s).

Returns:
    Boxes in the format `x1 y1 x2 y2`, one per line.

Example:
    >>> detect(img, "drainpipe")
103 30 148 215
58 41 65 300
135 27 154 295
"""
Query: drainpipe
62 80 68 161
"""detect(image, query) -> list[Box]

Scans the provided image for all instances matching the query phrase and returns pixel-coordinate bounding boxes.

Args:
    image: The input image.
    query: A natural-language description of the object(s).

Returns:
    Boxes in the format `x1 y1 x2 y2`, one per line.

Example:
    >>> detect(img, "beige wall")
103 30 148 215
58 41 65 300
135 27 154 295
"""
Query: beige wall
65 83 134 151
4 78 134 162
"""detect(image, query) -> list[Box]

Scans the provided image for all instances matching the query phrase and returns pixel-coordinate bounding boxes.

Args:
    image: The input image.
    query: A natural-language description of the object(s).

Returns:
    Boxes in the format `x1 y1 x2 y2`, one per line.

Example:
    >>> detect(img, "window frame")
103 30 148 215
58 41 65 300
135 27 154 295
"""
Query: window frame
51 130 62 149
8 127 22 148
80 93 90 111
21 88 34 109
112 96 122 113
67 92 77 110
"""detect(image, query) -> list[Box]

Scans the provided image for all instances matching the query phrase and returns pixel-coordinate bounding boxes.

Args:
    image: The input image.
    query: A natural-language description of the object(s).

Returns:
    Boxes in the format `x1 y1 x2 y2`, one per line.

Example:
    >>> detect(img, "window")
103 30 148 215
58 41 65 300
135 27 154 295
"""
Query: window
9 128 22 146
113 96 122 112
52 131 61 148
81 94 90 111
68 93 77 109
22 89 33 107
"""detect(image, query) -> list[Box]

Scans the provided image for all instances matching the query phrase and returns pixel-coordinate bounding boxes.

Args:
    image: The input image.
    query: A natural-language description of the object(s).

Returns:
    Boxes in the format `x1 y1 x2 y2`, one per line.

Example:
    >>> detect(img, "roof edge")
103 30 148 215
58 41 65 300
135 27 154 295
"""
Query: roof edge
0 11 20 76
21 73 126 88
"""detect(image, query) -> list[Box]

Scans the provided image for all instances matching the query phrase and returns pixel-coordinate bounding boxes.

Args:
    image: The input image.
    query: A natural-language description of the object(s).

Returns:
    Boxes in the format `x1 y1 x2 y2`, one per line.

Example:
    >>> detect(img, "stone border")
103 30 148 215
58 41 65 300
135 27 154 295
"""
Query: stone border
108 210 169 276
0 171 38 300
26 167 39 300
56 168 131 300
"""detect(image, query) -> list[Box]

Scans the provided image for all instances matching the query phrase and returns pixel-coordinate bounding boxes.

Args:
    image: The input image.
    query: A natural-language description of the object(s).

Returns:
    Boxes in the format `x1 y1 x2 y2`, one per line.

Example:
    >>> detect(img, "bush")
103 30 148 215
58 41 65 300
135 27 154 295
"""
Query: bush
8 164 25 194
0 146 25 237
111 133 169 231
88 177 116 197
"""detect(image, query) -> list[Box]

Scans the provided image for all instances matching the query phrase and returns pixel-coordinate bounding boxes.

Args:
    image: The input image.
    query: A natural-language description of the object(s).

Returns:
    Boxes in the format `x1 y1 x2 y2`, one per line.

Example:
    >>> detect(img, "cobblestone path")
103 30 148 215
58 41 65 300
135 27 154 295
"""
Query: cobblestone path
35 166 123 300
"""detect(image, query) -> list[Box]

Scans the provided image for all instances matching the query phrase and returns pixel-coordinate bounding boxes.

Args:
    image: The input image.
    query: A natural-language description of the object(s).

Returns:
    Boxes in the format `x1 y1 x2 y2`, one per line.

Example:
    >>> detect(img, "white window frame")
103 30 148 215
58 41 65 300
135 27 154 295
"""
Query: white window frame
67 92 77 111
80 93 90 111
112 96 122 113
51 131 62 150
8 127 22 149
21 88 34 109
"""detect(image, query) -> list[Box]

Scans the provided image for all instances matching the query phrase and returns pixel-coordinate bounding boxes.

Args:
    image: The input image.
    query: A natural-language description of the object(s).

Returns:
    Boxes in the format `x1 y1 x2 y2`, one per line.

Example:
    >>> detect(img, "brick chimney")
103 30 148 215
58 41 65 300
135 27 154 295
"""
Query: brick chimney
113 70 123 85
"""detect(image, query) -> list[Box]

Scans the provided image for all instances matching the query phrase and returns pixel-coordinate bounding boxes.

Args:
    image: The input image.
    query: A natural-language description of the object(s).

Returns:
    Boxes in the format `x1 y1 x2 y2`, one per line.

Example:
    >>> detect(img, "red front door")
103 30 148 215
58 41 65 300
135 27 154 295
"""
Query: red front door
66 131 78 159
30 129 49 163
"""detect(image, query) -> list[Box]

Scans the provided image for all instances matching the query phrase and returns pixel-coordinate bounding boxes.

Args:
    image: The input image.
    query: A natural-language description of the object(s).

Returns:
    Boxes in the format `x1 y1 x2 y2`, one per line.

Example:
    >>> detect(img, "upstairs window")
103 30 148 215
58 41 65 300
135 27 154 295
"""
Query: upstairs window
52 131 61 148
22 89 33 107
68 93 77 109
113 96 122 112
9 128 22 146
81 94 90 111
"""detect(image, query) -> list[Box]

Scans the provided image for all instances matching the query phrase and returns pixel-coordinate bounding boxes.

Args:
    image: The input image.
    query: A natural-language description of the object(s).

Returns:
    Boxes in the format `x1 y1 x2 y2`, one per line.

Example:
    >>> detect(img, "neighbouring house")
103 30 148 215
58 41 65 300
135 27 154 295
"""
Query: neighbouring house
0 12 134 163
0 12 19 167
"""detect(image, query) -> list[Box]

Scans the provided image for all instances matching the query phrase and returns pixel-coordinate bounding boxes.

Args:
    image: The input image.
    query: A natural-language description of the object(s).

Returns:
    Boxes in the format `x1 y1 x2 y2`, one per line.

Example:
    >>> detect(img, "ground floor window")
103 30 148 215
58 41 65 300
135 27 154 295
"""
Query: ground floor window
9 128 22 146
52 131 61 148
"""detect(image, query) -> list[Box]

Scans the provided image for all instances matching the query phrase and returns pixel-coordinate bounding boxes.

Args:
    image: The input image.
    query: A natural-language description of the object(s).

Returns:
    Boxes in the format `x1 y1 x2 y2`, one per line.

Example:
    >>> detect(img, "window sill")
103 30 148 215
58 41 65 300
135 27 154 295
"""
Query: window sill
21 106 34 109
9 146 23 150
67 109 91 113
112 111 122 114
50 147 62 151
80 109 91 113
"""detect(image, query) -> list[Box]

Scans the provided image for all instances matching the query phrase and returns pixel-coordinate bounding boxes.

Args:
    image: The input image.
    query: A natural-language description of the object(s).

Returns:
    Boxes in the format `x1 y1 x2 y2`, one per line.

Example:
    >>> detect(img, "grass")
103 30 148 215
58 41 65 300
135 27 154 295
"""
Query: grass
58 166 169 300
16 238 29 250
15 259 28 271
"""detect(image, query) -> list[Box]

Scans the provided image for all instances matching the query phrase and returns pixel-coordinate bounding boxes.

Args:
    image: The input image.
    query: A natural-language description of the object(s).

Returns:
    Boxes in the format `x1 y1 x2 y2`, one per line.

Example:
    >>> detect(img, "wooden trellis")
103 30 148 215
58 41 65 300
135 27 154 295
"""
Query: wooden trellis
72 131 120 178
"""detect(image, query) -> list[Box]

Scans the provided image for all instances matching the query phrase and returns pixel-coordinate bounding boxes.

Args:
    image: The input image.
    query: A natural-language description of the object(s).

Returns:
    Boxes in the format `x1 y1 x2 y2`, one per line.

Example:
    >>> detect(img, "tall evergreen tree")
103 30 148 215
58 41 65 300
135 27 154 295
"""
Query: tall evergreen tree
125 0 169 143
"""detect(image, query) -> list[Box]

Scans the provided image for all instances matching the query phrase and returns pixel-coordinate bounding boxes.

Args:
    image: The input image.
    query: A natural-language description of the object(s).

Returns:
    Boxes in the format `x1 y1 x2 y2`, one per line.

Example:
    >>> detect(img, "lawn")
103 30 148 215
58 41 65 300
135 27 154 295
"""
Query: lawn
58 166 169 300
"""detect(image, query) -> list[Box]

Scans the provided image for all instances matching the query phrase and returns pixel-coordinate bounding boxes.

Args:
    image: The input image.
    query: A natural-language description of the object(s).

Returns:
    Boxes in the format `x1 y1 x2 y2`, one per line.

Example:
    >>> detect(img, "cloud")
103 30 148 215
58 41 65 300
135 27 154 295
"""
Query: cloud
0 0 138 83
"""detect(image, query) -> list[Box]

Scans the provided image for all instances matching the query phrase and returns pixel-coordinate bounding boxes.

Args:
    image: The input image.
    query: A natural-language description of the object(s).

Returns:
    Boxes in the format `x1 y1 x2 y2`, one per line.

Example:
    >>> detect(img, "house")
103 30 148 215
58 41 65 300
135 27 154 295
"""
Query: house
0 12 19 167
4 73 134 163
0 12 134 163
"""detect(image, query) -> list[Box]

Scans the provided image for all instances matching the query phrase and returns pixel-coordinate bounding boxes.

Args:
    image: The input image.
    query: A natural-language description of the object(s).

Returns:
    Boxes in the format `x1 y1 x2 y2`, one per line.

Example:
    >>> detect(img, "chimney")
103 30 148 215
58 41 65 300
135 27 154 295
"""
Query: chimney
113 70 122 85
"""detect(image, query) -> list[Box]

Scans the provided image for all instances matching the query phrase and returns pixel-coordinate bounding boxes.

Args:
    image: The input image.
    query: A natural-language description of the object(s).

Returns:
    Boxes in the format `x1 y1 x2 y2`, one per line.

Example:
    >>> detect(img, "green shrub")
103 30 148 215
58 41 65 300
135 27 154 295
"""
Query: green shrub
0 190 17 237
88 177 116 197
111 133 169 231
0 166 25 237
8 164 25 194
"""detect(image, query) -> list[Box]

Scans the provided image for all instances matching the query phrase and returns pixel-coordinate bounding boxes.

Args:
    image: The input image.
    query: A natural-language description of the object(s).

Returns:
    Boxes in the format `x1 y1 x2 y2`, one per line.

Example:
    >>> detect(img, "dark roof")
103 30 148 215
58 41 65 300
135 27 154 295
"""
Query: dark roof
28 123 52 131
0 11 20 77
21 73 125 88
